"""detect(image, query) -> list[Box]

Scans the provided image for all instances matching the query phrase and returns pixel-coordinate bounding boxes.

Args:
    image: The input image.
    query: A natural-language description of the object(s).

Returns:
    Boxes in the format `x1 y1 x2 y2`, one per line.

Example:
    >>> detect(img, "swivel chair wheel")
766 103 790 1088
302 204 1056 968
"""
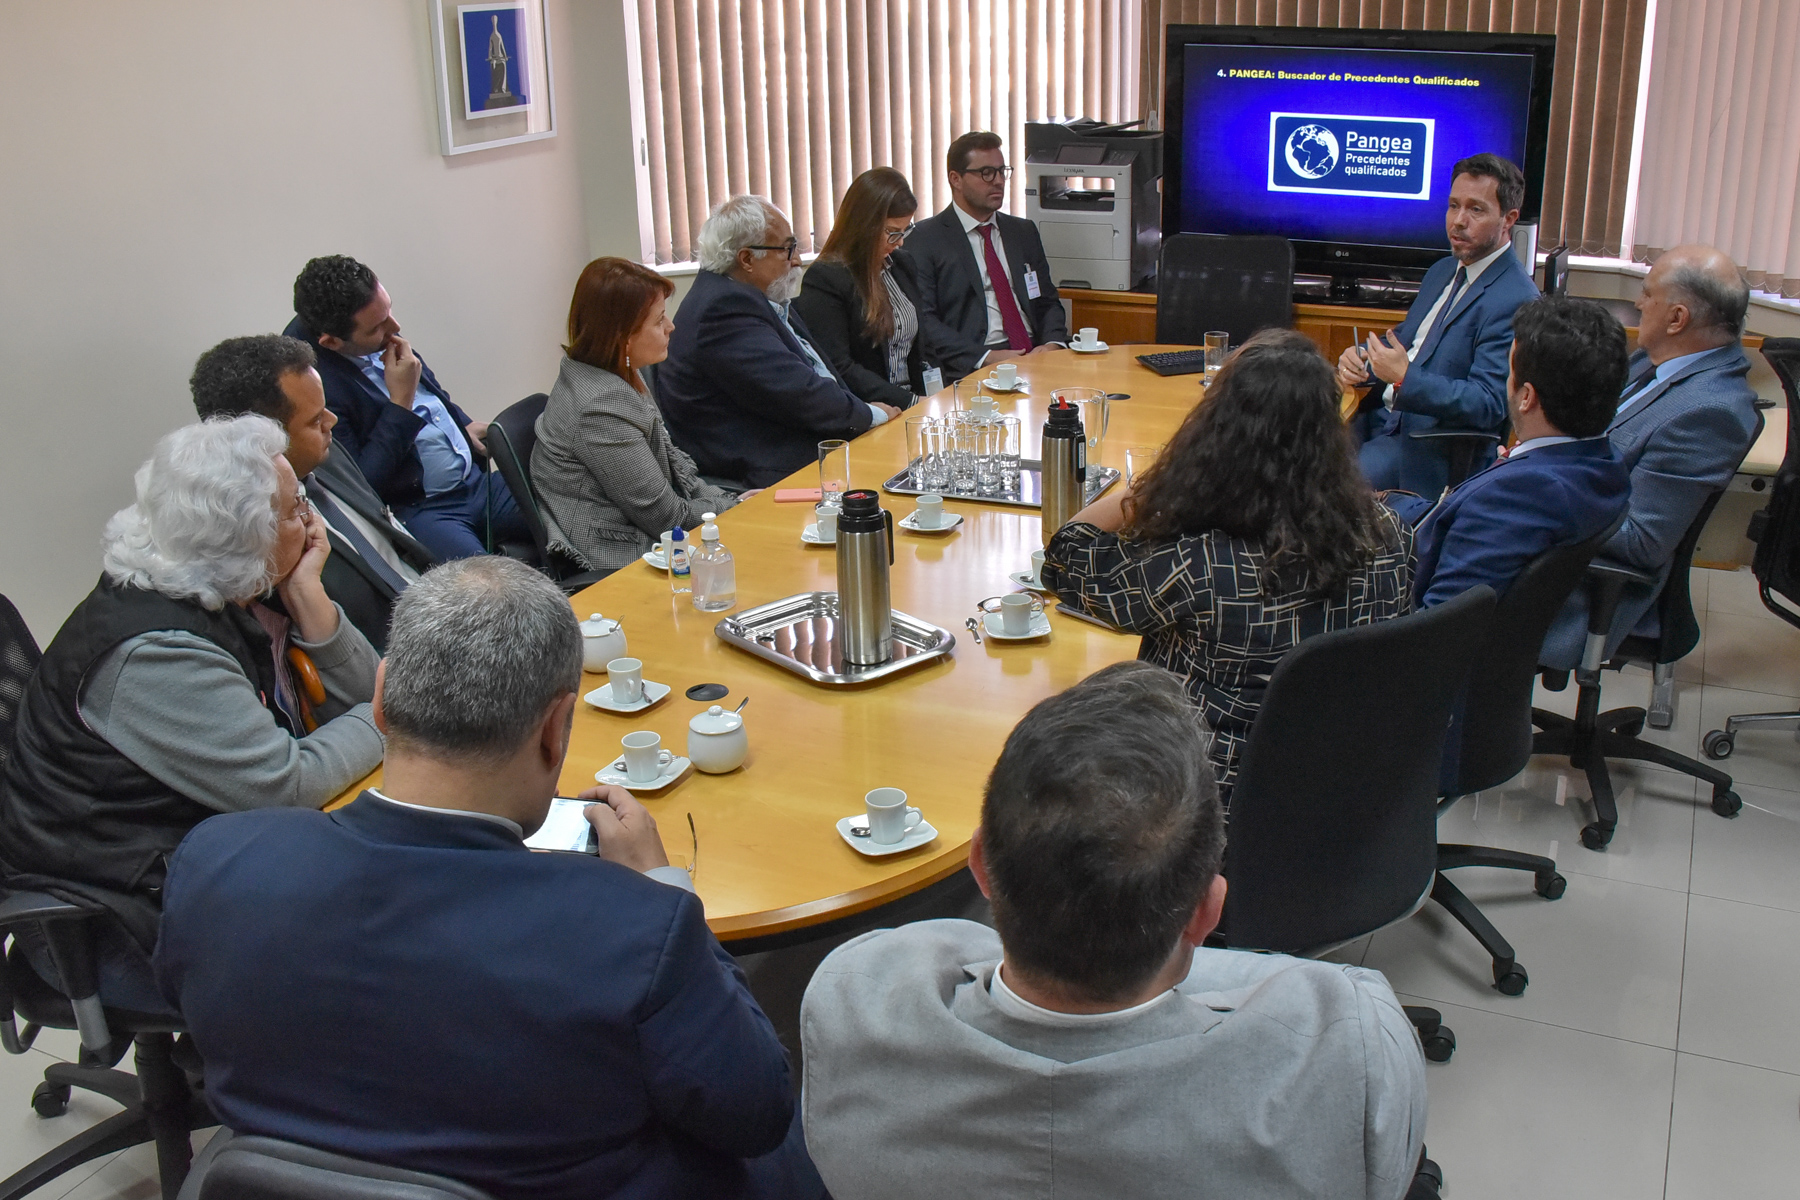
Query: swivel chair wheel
30 1080 70 1118
1702 729 1736 760
1420 1028 1456 1063
1712 787 1743 818
1493 961 1530 996
1580 823 1612 851
1535 871 1567 900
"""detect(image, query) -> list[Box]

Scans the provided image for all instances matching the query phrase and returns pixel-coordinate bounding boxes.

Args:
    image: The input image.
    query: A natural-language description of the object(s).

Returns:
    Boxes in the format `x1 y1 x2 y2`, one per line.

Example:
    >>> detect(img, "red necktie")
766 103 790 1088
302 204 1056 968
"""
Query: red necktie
977 224 1032 352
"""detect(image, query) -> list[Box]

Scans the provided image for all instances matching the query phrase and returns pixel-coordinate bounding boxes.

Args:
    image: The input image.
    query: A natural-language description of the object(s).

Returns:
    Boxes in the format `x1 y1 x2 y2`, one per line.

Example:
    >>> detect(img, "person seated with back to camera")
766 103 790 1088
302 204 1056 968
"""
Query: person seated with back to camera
655 195 900 490
801 661 1428 1200
1406 295 1633 609
190 334 437 651
794 167 946 410
531 256 747 574
155 556 821 1200
1042 330 1413 805
0 415 383 1015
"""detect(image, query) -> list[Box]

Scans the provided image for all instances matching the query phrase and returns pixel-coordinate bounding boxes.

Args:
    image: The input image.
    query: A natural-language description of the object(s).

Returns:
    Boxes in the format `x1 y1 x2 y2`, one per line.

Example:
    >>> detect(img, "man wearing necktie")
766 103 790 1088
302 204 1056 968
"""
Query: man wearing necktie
1539 245 1762 670
1337 154 1541 498
903 131 1071 382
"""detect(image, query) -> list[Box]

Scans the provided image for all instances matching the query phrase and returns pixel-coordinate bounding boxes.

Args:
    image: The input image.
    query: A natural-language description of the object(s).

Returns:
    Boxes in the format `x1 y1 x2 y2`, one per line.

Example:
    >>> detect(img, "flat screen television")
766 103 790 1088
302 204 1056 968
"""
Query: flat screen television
1162 25 1556 300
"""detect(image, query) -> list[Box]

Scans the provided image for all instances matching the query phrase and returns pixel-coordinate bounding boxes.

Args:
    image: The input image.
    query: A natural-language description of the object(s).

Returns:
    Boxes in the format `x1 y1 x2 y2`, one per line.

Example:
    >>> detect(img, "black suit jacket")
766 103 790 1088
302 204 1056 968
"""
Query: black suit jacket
308 447 437 652
657 269 874 489
903 205 1070 378
793 255 940 409
282 316 483 509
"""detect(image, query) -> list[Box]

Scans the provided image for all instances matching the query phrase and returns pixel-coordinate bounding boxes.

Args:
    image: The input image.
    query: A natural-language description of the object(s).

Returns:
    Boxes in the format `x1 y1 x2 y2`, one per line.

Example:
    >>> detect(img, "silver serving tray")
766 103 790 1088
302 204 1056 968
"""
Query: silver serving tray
715 592 956 685
882 459 1120 509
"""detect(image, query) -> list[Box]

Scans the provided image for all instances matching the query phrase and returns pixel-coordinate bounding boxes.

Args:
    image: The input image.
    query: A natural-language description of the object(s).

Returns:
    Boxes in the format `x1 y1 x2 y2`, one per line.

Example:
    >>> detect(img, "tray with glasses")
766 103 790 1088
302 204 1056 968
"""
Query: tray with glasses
714 592 956 686
881 459 1120 509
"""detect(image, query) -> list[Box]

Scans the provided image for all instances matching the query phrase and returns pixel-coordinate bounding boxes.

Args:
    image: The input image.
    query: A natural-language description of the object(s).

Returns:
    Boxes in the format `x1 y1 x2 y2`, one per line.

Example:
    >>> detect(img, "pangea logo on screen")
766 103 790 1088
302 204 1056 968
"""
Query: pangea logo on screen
1267 113 1435 200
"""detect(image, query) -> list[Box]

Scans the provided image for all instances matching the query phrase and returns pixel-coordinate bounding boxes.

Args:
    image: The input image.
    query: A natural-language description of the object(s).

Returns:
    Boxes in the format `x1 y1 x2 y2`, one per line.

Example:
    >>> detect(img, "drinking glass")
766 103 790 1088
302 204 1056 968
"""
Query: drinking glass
1203 331 1229 387
1125 445 1164 484
972 421 1004 495
1049 387 1109 451
948 421 979 492
905 416 937 488
996 415 1022 489
818 439 850 506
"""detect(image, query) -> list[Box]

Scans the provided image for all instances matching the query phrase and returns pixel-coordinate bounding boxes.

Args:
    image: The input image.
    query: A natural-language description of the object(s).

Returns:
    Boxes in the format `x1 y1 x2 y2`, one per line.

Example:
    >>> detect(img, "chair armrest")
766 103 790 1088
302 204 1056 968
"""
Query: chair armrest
1405 430 1503 444
0 890 113 1060
0 891 101 930
1580 561 1655 638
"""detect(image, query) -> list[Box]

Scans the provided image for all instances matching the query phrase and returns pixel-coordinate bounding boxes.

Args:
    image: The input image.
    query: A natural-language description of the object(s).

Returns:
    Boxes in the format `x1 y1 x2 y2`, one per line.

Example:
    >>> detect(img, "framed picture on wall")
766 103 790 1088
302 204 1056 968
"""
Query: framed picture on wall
429 0 555 155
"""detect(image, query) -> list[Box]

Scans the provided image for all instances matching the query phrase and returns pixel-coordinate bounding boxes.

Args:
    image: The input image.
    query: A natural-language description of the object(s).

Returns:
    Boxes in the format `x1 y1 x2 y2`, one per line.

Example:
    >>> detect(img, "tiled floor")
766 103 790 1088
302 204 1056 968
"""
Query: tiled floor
3 567 1797 1199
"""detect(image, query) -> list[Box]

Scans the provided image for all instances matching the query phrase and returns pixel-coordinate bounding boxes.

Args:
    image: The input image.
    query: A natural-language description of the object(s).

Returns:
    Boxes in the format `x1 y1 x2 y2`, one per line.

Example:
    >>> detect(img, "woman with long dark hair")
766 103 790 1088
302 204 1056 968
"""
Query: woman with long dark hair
794 167 943 409
1042 329 1414 802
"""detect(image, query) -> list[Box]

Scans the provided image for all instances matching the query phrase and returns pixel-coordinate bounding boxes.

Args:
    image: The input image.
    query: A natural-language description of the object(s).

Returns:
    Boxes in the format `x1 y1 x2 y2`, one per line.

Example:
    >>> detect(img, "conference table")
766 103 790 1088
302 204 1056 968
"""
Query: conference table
331 347 1211 945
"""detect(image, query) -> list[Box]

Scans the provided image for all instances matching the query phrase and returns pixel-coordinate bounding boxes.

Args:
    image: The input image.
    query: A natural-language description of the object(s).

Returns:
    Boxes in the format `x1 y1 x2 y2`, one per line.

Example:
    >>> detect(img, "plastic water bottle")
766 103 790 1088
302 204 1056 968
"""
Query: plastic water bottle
690 513 736 612
667 526 690 594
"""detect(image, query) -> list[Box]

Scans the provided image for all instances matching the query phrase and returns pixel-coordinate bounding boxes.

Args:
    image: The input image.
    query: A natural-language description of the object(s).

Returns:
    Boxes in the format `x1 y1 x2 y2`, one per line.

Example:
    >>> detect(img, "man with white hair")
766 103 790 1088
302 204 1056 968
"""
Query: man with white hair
657 195 902 489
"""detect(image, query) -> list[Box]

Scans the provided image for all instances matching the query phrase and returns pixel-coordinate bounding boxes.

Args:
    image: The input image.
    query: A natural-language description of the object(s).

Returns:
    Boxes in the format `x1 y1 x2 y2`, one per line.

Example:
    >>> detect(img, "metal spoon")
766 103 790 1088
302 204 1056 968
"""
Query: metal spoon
964 616 984 644
734 696 750 713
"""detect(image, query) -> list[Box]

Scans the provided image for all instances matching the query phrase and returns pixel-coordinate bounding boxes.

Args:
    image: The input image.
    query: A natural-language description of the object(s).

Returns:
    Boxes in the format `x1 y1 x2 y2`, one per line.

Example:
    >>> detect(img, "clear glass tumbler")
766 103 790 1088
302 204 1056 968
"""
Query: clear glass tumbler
1203 331 1229 387
948 421 979 492
996 415 1022 490
818 439 850 506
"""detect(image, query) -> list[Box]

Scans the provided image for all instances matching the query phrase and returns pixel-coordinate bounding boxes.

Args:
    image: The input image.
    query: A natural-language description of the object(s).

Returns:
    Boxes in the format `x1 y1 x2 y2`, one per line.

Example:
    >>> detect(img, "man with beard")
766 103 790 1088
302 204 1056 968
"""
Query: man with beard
657 196 900 489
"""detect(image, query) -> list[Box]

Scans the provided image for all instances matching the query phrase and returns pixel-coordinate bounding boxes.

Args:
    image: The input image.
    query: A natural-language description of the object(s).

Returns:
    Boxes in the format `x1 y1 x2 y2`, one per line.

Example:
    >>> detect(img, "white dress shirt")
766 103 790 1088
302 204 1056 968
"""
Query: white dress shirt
1384 240 1514 408
990 960 1177 1028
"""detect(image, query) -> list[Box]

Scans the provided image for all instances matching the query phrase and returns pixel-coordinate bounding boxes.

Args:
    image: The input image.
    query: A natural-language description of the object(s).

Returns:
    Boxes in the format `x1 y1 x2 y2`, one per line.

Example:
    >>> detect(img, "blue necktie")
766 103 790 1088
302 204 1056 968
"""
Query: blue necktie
1411 265 1469 369
310 485 410 593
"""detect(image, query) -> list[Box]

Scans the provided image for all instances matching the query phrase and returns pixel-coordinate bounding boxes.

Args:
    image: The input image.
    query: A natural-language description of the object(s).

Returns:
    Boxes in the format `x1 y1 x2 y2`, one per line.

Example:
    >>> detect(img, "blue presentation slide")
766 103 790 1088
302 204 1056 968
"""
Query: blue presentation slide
1178 43 1537 250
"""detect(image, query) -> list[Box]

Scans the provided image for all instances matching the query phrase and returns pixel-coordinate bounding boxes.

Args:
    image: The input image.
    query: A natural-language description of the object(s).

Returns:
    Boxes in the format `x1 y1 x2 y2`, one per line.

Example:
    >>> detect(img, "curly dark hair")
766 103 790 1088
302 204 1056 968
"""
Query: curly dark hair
293 255 380 340
190 335 317 423
1124 329 1395 597
1510 296 1628 438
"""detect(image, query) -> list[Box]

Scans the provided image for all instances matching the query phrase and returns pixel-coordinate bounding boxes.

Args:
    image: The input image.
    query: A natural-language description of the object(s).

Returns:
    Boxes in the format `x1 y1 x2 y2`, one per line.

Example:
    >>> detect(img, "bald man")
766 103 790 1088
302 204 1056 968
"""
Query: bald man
1540 245 1762 669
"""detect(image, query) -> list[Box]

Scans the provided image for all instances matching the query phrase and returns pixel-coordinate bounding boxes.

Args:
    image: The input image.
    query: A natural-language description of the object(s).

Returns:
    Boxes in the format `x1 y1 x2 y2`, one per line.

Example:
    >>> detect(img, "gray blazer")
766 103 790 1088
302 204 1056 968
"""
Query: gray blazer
1540 343 1761 668
801 920 1426 1200
530 357 738 572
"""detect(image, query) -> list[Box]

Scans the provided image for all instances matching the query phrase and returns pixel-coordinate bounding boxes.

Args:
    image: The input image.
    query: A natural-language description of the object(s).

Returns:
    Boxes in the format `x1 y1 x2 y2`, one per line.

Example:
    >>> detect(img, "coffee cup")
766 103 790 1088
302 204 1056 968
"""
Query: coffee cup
865 787 924 845
621 730 674 784
1077 326 1100 349
915 494 944 529
607 657 644 705
990 362 1019 390
814 503 839 542
1030 549 1046 585
1000 592 1035 636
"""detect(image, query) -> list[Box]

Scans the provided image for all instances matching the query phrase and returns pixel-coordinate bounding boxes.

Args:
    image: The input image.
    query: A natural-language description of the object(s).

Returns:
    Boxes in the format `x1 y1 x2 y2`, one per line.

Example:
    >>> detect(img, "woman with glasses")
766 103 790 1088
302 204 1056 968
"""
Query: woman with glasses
0 415 383 1012
794 167 941 412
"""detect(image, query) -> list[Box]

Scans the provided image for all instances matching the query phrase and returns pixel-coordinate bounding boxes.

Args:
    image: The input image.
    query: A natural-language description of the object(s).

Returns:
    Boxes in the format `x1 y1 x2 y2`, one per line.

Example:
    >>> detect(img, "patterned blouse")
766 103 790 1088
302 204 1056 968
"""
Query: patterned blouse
1043 506 1414 804
880 265 920 389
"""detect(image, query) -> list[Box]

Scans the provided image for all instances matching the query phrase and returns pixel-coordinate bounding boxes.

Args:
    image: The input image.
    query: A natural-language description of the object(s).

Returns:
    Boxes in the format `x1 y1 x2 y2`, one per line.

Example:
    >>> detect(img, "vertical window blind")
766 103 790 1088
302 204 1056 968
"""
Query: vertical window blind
1140 1 1650 258
1632 0 1800 298
629 0 1140 266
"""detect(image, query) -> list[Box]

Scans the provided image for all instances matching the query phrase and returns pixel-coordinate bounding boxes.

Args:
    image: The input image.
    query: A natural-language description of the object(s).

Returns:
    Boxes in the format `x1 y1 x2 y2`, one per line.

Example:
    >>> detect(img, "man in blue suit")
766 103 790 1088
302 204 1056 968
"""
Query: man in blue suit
155 557 818 1200
658 196 901 488
1539 245 1763 669
1337 153 1542 498
1410 296 1633 609
285 256 528 560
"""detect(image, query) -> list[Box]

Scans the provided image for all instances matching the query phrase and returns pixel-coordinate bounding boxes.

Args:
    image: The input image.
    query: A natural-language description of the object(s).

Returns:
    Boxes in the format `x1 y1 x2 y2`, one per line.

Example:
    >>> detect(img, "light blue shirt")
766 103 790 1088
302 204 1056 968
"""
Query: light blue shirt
1615 348 1716 420
770 300 891 427
356 353 477 496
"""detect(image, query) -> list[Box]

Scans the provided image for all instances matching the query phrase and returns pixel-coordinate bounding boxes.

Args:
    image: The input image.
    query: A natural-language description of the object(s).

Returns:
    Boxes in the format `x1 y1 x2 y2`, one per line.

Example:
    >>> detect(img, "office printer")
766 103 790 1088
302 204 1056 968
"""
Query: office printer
1023 118 1163 292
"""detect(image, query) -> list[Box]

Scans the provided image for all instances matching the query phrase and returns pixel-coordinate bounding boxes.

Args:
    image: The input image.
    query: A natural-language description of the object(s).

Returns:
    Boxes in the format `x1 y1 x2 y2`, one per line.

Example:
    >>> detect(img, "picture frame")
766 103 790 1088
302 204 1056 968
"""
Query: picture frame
429 0 555 156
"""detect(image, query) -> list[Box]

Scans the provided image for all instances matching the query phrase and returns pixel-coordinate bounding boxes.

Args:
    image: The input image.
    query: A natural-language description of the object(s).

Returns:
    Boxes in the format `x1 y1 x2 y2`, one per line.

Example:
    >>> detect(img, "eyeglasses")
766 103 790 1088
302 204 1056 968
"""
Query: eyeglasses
747 238 801 259
686 812 698 880
883 224 916 246
957 166 1013 183
290 485 313 522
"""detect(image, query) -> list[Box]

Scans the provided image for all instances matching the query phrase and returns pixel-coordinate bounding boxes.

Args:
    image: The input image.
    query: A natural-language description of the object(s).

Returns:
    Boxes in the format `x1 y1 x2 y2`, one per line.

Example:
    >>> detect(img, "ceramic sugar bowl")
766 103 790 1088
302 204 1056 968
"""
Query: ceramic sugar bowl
687 704 748 774
579 613 628 673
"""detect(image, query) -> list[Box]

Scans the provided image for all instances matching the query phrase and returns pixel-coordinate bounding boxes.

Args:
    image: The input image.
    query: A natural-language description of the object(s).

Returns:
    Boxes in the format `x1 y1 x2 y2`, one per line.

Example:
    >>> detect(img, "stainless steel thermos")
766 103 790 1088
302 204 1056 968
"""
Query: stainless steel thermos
835 489 895 665
1040 400 1087 544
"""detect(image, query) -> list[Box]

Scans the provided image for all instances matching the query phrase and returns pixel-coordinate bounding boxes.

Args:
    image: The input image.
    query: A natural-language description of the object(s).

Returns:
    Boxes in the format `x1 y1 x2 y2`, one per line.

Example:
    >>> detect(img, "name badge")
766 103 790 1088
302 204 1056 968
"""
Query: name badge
1024 268 1041 300
921 366 944 396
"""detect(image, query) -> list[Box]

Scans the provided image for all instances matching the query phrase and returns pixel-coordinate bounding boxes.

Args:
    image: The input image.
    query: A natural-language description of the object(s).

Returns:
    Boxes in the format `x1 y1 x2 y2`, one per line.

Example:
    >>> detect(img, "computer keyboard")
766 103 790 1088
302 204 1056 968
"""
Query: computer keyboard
1134 349 1211 377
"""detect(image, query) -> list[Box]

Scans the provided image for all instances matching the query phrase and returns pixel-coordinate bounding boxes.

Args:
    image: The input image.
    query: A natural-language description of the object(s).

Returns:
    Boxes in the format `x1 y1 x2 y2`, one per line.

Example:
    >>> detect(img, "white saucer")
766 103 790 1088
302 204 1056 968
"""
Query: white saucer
899 511 963 534
1069 341 1109 354
836 814 940 856
583 679 672 713
984 610 1052 641
595 755 692 792
801 524 837 546
1009 570 1053 594
641 548 669 570
981 377 1028 393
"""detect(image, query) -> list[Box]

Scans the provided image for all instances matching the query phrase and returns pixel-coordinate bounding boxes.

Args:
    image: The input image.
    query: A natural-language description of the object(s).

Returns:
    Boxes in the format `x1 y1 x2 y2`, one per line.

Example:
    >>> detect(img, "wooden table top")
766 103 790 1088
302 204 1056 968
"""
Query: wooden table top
332 347 1209 941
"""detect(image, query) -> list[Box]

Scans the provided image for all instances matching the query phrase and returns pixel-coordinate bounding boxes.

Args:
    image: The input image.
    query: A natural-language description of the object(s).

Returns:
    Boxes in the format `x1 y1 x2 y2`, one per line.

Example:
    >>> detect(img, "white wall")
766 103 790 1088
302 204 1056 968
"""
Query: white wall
0 0 642 640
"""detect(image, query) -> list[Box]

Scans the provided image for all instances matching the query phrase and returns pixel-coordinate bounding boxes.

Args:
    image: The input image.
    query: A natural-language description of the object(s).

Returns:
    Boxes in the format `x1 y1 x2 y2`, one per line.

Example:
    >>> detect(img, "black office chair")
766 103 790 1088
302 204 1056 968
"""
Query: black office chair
0 595 213 1200
1222 584 1498 1065
178 1130 493 1200
1705 337 1800 758
1539 244 1570 296
1430 526 1619 996
1533 492 1743 849
1408 427 1506 491
1153 234 1294 347
486 394 613 596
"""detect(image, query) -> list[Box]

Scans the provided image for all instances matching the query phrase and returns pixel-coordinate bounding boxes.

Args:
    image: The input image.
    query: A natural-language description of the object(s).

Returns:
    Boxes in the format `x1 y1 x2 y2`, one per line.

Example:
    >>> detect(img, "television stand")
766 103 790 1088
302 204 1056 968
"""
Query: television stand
1061 289 1420 362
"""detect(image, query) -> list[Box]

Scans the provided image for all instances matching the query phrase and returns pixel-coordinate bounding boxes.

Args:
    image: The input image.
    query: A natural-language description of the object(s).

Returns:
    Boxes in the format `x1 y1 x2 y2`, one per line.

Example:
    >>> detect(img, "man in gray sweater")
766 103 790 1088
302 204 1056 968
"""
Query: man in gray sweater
801 661 1429 1199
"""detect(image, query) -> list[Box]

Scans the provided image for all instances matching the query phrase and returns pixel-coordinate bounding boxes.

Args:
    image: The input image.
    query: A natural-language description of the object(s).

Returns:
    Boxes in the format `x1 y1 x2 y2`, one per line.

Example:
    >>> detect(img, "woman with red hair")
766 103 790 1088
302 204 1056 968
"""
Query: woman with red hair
532 257 743 572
